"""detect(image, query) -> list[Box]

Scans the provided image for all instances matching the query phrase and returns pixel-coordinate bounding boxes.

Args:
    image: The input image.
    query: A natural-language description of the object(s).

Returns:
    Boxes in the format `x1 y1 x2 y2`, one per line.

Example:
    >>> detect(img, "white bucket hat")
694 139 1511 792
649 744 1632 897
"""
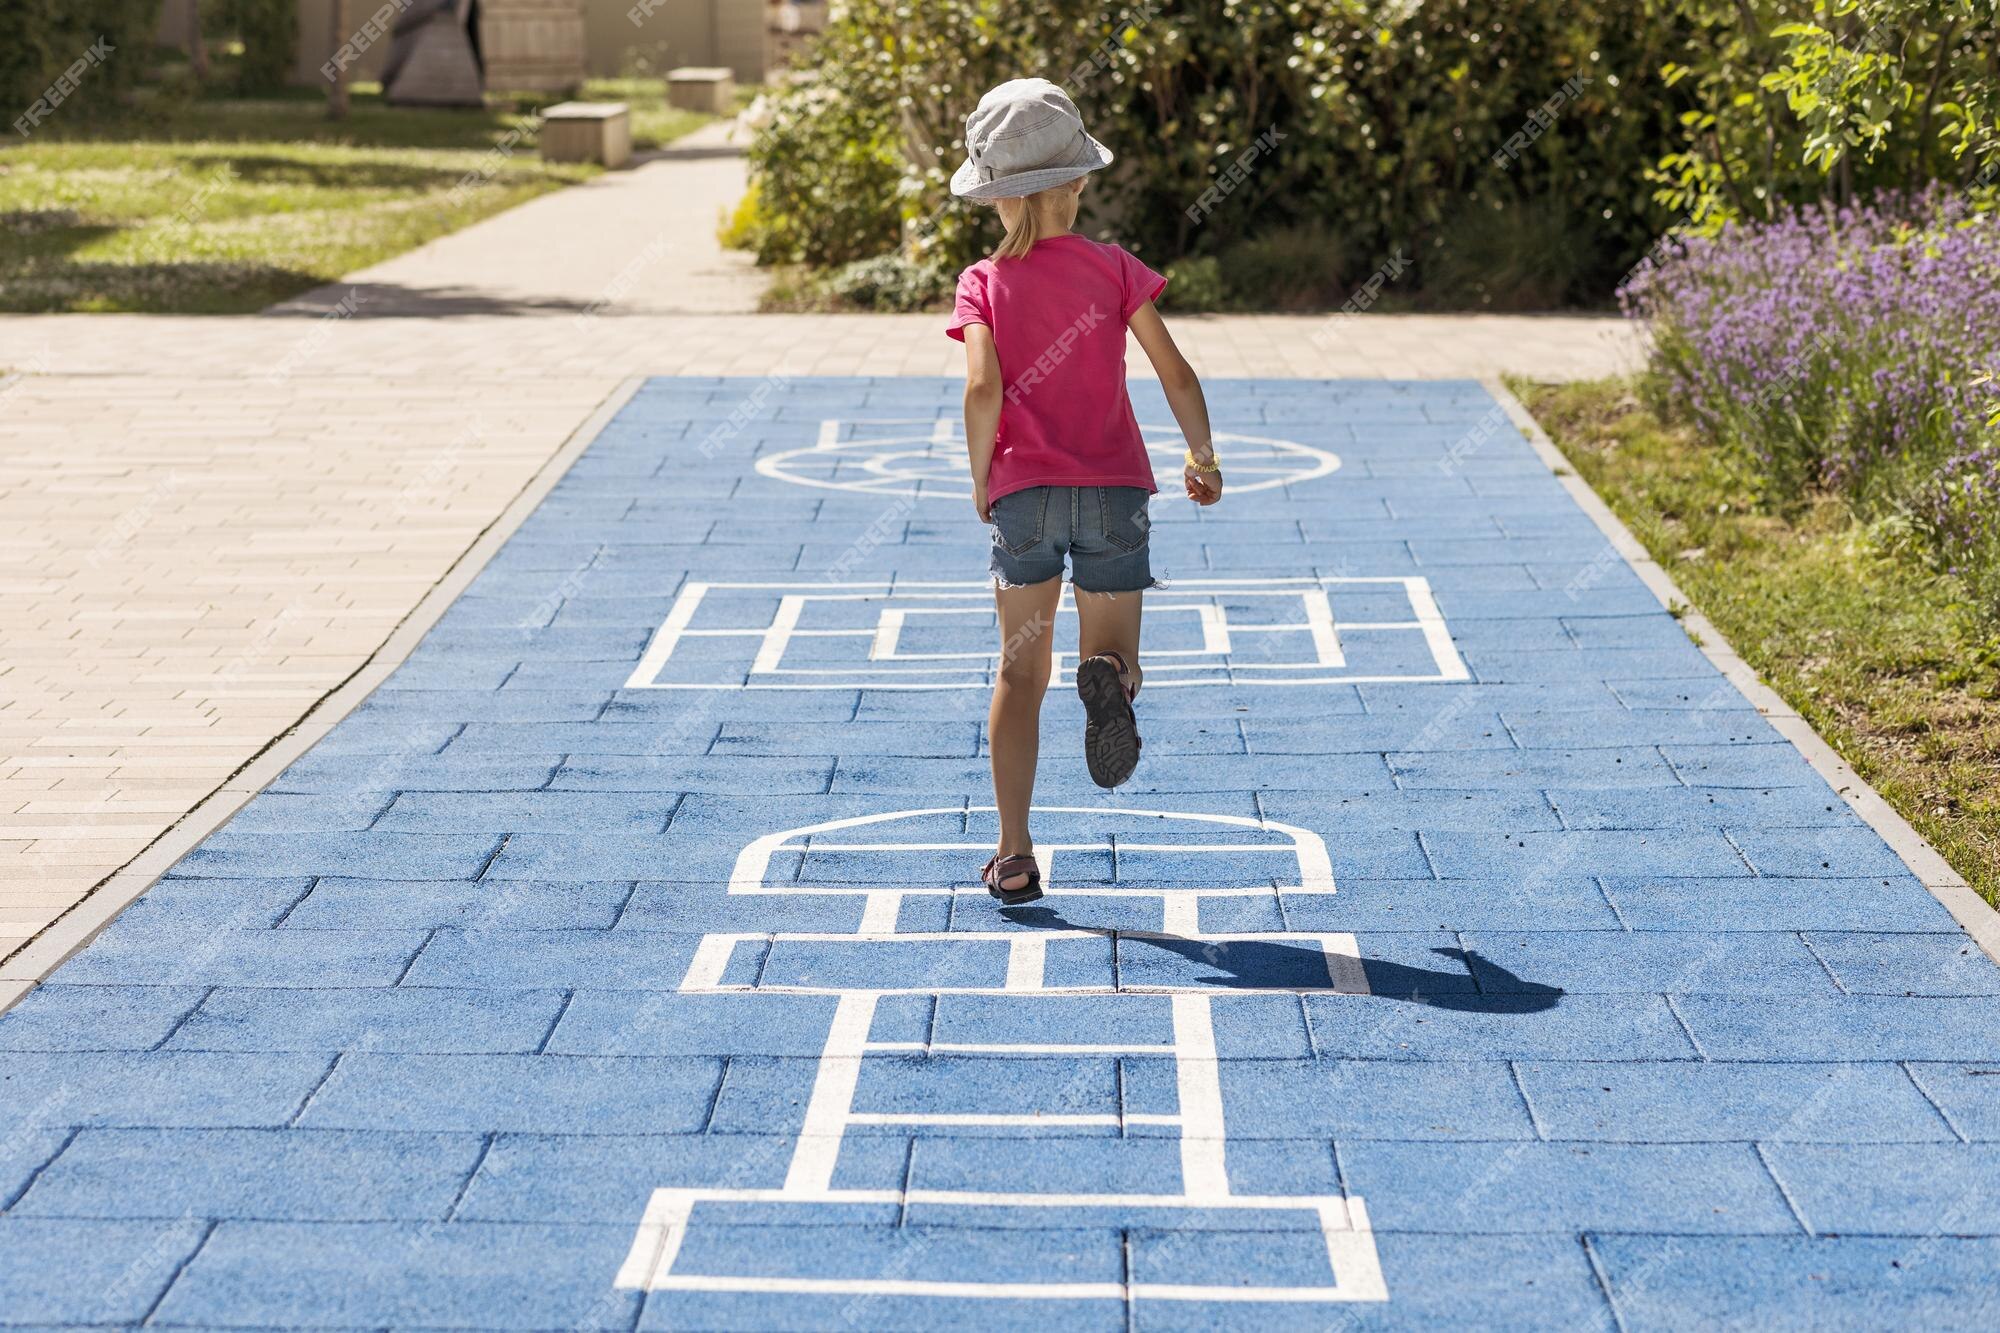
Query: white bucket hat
950 78 1114 203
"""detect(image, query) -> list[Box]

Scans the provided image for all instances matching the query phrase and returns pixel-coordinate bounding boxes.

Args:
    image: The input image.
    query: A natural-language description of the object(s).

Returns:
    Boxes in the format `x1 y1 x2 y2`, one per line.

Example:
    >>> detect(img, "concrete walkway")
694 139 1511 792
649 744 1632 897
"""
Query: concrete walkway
2 374 1995 1327
271 120 765 317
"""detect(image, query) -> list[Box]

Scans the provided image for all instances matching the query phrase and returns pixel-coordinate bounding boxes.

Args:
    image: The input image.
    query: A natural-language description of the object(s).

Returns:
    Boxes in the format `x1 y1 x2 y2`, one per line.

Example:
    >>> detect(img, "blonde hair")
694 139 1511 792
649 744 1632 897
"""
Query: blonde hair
992 179 1084 260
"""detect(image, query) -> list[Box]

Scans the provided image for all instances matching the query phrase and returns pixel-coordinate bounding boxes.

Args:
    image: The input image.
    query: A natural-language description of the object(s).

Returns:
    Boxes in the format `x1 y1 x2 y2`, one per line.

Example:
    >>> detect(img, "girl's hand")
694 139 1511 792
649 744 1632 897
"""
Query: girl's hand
973 480 992 522
1184 465 1223 506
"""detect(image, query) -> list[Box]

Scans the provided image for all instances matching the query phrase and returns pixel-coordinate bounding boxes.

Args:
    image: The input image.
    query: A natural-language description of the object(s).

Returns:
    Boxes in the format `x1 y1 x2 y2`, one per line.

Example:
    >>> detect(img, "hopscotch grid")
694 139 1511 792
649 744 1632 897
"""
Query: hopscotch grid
625 578 1468 690
618 807 1387 1305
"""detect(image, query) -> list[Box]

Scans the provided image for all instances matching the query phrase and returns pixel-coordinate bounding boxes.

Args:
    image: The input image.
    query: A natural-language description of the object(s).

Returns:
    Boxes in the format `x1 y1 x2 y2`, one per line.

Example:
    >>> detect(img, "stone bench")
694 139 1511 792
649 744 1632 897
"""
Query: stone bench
667 66 735 114
540 101 631 168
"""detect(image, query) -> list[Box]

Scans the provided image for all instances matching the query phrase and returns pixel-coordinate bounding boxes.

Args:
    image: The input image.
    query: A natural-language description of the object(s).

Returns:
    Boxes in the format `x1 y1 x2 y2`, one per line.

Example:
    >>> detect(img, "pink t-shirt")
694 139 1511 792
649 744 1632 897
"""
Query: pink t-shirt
946 234 1168 502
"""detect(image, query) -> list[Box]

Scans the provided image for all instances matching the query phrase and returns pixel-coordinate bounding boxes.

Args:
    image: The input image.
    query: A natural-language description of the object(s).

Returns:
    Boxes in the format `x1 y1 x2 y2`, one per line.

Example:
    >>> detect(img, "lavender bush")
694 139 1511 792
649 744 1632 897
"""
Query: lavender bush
1622 189 2000 618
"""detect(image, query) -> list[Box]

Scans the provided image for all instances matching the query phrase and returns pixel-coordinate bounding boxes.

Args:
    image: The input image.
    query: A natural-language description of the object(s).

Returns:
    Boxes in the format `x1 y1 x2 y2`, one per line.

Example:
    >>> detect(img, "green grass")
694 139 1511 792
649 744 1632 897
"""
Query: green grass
0 81 713 314
1518 377 2000 907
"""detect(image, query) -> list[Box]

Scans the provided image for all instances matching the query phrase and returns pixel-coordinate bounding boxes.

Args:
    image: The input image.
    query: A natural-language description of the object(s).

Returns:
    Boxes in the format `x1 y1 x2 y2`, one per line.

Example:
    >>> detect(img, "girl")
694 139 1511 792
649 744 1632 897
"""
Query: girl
945 78 1224 905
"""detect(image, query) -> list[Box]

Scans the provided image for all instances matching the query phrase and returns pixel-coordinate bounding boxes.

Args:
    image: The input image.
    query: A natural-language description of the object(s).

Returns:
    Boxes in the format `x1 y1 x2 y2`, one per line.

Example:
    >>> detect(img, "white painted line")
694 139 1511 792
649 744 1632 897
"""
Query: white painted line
1170 995 1229 1202
1321 1197 1390 1301
627 578 1467 690
623 580 709 692
858 893 901 934
869 608 904 661
679 935 741 991
866 1041 1179 1055
1005 935 1046 992
848 1113 1120 1127
1303 589 1344 667
614 1189 693 1289
782 991 876 1194
1319 933 1371 995
751 594 807 675
1402 575 1471 682
728 807 1337 898
1160 894 1199 937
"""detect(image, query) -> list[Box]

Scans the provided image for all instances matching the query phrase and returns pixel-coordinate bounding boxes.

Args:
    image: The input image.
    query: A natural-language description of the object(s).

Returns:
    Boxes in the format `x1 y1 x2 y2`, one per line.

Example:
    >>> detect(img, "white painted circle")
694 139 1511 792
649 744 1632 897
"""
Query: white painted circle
756 423 1342 497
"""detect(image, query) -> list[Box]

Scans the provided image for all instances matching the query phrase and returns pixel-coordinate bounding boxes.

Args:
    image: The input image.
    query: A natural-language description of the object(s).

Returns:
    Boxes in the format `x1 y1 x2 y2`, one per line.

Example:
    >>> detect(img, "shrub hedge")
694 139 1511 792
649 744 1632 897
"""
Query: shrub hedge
2 0 157 127
219 0 298 96
739 1 1998 309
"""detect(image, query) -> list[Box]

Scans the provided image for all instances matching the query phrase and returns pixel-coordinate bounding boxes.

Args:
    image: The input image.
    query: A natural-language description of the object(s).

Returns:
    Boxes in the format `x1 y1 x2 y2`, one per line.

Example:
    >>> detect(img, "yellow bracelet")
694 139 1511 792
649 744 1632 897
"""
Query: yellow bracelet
1185 448 1220 473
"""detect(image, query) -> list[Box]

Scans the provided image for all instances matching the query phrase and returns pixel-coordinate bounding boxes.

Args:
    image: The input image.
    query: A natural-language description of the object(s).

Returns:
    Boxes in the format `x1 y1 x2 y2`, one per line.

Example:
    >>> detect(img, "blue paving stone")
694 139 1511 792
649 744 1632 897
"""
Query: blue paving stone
551 754 836 795
0 1052 330 1128
280 876 632 930
0 984 207 1051
1662 742 1827 787
1547 785 1858 830
351 688 612 722
265 751 563 793
372 791 681 833
1389 747 1680 788
1905 1064 2000 1140
52 927 431 988
1463 930 1836 994
174 831 501 879
166 986 567 1054
452 1132 895 1223
0 1128 68 1210
0 1217 209 1323
548 991 842 1057
1301 993 1698 1060
1503 708 1777 749
637 1225 1125 1332
1340 1140 1799 1233
218 793 394 832
1678 996 2000 1060
1218 1059 1536 1139
297 1053 722 1133
1240 713 1513 754
1804 931 2000 996
1280 877 1619 932
1731 826 1918 878
1763 1143 2000 1235
443 719 719 753
1425 830 1751 879
400 929 699 990
1133 1231 1615 1331
1602 875 1959 931
152 1220 643 1330
13 1127 485 1221
1590 1234 2000 1329
1516 1060 1955 1142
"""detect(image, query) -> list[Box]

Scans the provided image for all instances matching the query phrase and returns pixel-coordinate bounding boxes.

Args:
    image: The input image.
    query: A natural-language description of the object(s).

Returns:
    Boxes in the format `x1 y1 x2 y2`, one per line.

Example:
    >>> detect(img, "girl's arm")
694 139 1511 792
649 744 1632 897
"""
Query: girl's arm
962 324 1004 520
1128 303 1222 505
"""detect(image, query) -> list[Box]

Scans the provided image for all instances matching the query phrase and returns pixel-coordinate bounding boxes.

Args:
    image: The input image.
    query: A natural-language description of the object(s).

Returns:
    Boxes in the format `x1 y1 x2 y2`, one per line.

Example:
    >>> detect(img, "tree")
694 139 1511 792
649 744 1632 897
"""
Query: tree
327 0 350 120
184 0 209 81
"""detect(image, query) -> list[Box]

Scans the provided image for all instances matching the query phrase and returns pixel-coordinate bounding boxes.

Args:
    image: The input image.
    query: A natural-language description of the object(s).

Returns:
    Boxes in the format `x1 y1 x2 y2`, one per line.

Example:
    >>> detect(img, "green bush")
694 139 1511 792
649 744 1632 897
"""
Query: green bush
1160 256 1225 313
1214 226 1351 312
219 0 296 96
821 254 950 312
2 0 155 124
738 0 1687 307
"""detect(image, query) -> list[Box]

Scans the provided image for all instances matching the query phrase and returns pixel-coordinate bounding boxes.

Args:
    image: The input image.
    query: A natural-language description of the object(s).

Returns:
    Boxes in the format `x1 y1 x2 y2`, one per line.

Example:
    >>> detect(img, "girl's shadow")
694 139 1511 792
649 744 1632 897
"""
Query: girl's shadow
1000 903 1563 1014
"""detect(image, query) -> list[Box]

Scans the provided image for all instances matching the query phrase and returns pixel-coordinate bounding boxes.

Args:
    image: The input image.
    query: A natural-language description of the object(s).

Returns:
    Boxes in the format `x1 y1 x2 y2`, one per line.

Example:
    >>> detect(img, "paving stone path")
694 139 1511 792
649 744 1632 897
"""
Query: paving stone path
2 376 1996 1329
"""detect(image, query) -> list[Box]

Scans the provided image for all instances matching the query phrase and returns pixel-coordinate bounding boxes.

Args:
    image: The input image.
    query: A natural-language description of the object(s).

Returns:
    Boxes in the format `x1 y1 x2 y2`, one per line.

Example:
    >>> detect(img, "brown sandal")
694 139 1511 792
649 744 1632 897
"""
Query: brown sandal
1076 650 1141 789
982 853 1043 905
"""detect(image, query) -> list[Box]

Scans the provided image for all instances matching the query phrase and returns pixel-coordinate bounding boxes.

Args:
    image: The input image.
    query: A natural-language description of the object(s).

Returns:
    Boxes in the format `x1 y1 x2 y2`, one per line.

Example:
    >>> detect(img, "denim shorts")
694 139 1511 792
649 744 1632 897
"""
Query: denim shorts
988 485 1154 593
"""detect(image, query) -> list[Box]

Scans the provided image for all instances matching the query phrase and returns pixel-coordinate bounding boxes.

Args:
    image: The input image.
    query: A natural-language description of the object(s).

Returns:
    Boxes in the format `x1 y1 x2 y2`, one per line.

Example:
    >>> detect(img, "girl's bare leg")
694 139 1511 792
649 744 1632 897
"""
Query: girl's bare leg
990 577 1062 888
1074 587 1143 696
